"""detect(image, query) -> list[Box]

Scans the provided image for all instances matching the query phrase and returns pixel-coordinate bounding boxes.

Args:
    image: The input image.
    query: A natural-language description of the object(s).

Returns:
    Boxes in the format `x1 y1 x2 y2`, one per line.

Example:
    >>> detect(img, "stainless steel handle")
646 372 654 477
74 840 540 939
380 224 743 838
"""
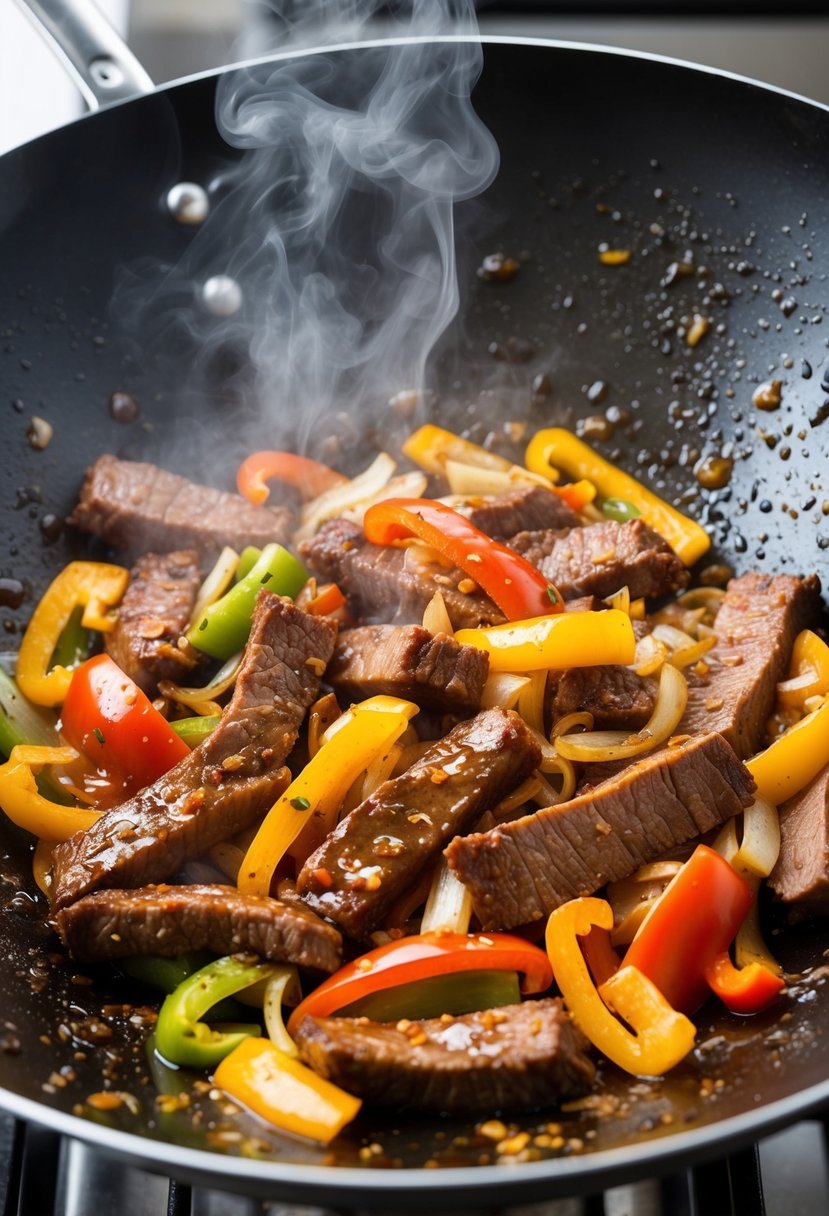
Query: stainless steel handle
14 0 154 111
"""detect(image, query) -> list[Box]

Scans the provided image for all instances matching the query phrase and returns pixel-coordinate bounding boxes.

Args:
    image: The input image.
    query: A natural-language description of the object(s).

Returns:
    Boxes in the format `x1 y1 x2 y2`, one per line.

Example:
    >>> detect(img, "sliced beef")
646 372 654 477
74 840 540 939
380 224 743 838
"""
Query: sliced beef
104 550 201 695
328 625 489 712
50 594 337 911
463 486 582 539
69 455 293 557
546 665 658 732
296 708 541 939
54 883 342 972
446 732 755 930
680 572 822 758
510 518 689 602
299 517 505 630
769 767 829 918
294 998 594 1116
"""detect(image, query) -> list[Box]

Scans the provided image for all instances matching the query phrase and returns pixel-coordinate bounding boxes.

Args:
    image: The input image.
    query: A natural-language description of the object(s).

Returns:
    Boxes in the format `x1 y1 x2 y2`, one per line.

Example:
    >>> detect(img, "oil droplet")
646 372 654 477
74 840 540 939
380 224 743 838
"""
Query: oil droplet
201 276 243 317
0 578 24 609
753 380 783 411
694 454 734 490
166 182 209 225
109 391 139 423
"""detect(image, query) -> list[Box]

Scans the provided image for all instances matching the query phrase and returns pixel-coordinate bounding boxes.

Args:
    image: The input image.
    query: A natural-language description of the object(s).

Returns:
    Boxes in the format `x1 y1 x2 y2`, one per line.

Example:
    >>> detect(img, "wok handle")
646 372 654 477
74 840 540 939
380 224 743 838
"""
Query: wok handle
14 0 154 111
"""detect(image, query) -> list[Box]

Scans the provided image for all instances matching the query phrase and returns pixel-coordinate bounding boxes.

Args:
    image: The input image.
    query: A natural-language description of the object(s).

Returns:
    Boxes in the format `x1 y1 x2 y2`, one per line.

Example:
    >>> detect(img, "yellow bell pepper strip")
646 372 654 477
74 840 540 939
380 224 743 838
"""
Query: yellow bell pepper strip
402 423 516 478
155 955 273 1069
0 744 100 841
777 629 829 711
238 695 419 896
747 695 829 806
455 609 635 673
17 561 129 706
214 1036 362 1144
703 952 785 1015
525 429 710 566
545 897 695 1077
364 498 564 619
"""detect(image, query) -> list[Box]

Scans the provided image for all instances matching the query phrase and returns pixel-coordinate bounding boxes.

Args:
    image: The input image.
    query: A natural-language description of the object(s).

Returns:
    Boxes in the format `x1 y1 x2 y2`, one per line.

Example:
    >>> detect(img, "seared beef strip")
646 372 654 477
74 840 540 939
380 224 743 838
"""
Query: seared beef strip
446 732 755 930
104 550 201 696
55 884 342 972
463 486 582 538
294 998 594 1115
299 517 505 630
769 767 829 918
680 572 822 758
296 708 541 939
510 518 689 602
51 594 337 911
328 625 489 712
69 455 293 557
546 664 658 732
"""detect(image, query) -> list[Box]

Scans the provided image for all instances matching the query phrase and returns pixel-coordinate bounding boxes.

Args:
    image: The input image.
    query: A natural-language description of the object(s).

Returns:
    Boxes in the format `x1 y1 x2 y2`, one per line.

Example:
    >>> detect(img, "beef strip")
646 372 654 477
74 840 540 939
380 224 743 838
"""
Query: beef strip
680 572 822 758
294 998 594 1116
299 517 505 630
446 732 755 930
768 767 829 918
104 550 201 695
69 455 294 557
50 594 337 911
327 625 489 712
296 708 541 939
546 665 658 732
55 883 342 972
463 486 582 539
509 518 689 601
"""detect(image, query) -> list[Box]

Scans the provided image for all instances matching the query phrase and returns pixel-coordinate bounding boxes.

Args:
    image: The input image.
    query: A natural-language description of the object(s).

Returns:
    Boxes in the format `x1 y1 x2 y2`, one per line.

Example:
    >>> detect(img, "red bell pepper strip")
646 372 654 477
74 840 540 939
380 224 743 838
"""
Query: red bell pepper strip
363 498 563 620
703 951 785 1015
287 931 552 1035
61 655 189 797
623 845 754 1015
236 451 345 506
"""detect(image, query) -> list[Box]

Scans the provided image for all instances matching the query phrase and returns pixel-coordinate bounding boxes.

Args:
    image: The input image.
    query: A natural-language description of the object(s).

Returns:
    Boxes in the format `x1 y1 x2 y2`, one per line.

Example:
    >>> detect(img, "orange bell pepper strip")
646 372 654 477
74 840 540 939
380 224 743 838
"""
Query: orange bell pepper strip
17 562 129 706
363 498 564 620
214 1036 361 1144
525 429 710 566
777 629 829 710
747 695 829 806
0 745 100 841
236 451 346 506
455 609 635 672
703 952 785 1015
305 582 347 617
546 898 695 1077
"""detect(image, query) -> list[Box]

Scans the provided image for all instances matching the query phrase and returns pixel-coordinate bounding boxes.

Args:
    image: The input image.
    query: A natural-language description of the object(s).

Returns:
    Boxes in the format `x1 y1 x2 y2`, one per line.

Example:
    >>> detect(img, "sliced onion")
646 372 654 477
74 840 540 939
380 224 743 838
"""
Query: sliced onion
481 672 531 711
263 968 302 1056
555 661 688 763
713 798 783 976
188 546 239 629
339 471 428 525
307 692 341 759
630 632 668 677
516 669 547 733
444 460 550 497
160 651 243 710
295 453 397 542
530 764 576 808
404 540 453 572
607 862 683 946
209 842 245 882
422 590 453 636
652 624 716 670
552 711 594 739
360 744 401 802
734 874 783 977
421 860 472 935
490 775 543 821
777 668 819 697
604 585 630 616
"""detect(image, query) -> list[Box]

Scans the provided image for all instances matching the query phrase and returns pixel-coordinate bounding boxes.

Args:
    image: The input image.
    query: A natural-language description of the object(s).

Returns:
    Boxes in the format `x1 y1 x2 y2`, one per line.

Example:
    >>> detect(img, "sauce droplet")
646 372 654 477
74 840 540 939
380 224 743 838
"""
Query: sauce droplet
110 391 140 423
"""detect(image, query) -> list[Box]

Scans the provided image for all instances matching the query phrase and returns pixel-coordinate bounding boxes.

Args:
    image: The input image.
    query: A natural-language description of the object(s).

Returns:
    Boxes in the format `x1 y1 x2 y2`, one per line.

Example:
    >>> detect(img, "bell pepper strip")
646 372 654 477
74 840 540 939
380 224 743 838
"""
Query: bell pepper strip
237 450 346 506
455 609 635 673
238 695 419 896
61 655 190 795
777 629 829 710
287 932 552 1036
402 423 516 478
214 1036 361 1144
187 543 308 661
525 429 710 566
338 968 522 1023
623 845 754 1014
0 745 100 841
0 669 59 758
703 952 785 1015
545 898 695 1077
305 582 347 617
580 924 622 988
364 498 564 619
50 604 92 672
17 561 129 706
602 497 641 523
747 694 829 806
552 479 597 511
155 955 274 1069
122 951 215 994
170 714 221 748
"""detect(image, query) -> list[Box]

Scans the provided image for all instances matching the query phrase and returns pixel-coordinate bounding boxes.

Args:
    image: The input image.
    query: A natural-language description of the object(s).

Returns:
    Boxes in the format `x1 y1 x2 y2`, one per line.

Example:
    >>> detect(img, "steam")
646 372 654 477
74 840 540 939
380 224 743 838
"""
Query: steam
119 1 498 463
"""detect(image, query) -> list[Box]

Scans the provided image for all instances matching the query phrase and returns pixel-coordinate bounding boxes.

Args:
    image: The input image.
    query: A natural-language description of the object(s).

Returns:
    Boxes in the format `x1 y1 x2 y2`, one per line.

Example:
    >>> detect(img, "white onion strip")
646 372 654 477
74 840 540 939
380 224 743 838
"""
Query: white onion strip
422 590 454 636
516 669 547 733
339 471 428 525
555 662 688 763
263 968 302 1057
159 651 243 709
630 633 668 677
713 798 783 976
480 672 531 712
188 547 239 629
295 453 397 542
421 860 472 935
443 460 550 497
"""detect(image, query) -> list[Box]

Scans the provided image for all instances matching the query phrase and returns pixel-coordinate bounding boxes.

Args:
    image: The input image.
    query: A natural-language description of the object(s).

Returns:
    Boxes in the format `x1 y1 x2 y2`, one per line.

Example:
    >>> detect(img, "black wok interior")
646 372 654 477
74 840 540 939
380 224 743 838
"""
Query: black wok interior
0 39 828 1205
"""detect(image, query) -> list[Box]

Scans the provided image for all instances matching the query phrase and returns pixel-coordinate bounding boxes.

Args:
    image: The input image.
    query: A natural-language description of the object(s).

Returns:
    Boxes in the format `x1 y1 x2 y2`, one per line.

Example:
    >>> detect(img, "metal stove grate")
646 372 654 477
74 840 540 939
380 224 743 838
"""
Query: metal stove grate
2 1112 828 1216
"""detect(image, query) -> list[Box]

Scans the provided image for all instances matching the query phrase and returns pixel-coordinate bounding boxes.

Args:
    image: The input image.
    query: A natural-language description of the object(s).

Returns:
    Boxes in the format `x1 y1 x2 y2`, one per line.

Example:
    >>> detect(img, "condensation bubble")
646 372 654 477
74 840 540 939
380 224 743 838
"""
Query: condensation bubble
201 275 243 317
166 182 209 225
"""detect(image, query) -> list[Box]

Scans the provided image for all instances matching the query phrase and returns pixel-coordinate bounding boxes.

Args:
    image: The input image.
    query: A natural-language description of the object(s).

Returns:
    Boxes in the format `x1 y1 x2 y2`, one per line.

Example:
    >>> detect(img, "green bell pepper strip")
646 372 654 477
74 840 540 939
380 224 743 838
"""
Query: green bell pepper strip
0 669 71 804
338 968 521 1023
155 955 276 1069
186 544 308 661
235 546 262 582
121 952 243 1021
50 605 91 671
169 715 222 748
602 498 641 523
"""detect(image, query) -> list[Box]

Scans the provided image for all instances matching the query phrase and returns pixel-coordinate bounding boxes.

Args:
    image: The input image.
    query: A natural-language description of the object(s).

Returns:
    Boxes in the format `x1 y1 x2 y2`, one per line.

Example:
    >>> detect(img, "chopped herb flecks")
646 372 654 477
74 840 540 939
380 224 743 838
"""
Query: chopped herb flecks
198 619 208 631
290 796 311 811
546 585 560 604
93 727 105 745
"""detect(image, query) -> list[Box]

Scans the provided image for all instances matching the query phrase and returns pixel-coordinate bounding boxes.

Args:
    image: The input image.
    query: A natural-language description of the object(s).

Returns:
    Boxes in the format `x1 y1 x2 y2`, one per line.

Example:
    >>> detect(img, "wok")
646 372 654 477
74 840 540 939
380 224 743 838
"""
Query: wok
0 2 828 1207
